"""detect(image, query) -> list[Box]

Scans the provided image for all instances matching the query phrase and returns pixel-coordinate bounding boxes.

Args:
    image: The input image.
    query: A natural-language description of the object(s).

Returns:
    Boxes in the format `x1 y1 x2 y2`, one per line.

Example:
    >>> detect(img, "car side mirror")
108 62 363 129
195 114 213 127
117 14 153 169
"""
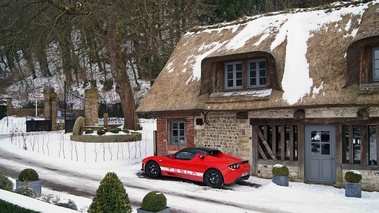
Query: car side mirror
199 155 205 160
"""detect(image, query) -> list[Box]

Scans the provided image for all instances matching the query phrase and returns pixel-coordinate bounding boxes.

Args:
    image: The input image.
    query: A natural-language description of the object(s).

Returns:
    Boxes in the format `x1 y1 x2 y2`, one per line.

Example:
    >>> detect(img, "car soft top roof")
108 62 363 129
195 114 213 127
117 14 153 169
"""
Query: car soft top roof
179 147 220 155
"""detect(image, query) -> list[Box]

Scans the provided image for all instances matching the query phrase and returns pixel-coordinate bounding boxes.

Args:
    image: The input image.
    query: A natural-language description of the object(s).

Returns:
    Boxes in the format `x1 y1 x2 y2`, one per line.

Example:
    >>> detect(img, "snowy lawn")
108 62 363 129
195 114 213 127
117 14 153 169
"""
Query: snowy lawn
0 116 379 213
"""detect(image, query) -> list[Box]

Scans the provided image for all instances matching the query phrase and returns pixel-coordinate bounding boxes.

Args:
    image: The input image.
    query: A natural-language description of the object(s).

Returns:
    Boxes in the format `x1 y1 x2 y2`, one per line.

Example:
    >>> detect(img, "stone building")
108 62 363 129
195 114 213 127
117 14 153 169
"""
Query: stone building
137 1 379 191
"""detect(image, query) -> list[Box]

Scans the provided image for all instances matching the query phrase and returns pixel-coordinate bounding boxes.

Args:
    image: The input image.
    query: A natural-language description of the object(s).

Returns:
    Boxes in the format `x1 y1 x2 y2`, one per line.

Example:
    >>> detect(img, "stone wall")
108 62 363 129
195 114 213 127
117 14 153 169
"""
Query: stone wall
342 169 379 191
195 112 252 161
256 161 301 181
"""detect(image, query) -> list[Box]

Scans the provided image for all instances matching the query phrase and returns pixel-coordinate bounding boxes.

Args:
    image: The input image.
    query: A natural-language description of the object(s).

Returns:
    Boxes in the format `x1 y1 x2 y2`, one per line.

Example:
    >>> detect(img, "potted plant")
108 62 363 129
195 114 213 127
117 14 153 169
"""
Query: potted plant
272 164 289 187
137 191 170 213
15 168 42 197
345 170 362 198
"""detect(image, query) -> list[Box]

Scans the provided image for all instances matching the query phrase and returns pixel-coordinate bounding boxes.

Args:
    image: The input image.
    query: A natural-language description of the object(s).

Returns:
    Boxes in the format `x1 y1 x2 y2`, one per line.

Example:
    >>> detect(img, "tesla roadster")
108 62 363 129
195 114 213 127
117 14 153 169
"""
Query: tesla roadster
141 147 250 188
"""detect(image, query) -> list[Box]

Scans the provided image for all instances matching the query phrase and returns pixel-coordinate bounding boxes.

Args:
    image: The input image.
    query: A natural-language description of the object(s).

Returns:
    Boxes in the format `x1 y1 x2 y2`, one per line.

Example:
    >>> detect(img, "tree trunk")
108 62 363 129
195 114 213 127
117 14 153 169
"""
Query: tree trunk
106 15 139 130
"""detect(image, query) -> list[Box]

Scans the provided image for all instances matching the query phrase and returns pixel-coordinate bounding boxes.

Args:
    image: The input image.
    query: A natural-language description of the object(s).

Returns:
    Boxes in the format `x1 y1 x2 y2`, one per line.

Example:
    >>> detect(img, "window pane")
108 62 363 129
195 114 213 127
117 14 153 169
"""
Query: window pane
236 79 242 86
311 143 320 154
260 78 266 85
171 121 186 146
228 80 233 87
321 143 330 155
236 71 242 78
375 49 379 59
321 131 330 142
227 64 233 71
236 63 242 71
259 61 266 68
311 131 320 142
250 79 256 85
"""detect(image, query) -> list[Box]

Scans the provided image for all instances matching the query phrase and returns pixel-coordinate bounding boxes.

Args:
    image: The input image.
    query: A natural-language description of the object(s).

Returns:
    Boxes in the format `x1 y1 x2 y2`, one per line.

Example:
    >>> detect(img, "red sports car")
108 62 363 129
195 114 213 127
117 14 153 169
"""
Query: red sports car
141 147 250 188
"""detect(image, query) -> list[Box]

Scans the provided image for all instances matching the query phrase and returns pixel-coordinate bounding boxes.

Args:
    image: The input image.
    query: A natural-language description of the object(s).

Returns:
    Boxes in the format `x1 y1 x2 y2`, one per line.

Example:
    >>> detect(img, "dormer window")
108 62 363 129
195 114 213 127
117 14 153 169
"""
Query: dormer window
200 51 279 96
223 58 267 91
373 47 379 81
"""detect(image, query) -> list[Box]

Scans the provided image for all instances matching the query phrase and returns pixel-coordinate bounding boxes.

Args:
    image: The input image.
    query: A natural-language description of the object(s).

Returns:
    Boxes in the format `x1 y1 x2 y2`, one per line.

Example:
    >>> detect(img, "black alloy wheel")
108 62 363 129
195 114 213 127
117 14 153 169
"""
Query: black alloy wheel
204 169 224 188
145 161 161 178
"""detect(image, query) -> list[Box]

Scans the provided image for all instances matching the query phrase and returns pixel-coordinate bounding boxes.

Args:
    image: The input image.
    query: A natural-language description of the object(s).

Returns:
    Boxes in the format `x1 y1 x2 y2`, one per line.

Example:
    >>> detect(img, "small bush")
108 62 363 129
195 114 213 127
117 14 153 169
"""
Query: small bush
85 129 94 134
272 164 289 176
88 172 131 213
345 170 362 183
0 174 13 191
97 129 106 135
141 191 167 212
19 168 38 182
122 129 130 133
56 200 78 210
110 128 120 133
15 186 36 198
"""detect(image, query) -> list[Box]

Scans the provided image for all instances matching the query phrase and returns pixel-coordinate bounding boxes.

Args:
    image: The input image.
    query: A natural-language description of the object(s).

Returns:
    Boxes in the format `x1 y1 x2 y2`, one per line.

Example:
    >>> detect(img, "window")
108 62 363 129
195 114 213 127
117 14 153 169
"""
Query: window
257 125 298 161
170 121 186 146
249 59 267 88
342 125 378 165
224 59 267 90
175 151 195 160
373 48 379 81
225 62 243 89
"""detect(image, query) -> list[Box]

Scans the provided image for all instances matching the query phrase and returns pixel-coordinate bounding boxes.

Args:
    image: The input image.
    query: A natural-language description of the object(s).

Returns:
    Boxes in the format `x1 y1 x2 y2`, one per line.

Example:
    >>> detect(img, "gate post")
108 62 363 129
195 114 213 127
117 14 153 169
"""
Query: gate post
85 88 99 126
44 90 57 131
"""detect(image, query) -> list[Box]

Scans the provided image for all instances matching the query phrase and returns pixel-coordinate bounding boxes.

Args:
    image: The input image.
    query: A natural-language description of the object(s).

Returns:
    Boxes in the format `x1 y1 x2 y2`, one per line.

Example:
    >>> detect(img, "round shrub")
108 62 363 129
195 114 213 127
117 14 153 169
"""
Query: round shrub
141 191 167 212
110 128 120 133
0 174 13 191
85 129 94 134
272 164 289 176
88 172 131 213
97 129 106 135
345 170 362 183
122 129 130 133
19 168 39 182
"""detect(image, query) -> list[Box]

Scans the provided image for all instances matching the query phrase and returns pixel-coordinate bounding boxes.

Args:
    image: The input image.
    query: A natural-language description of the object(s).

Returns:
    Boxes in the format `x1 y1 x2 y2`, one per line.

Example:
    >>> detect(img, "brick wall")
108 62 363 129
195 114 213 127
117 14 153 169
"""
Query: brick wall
195 112 252 161
156 111 199 155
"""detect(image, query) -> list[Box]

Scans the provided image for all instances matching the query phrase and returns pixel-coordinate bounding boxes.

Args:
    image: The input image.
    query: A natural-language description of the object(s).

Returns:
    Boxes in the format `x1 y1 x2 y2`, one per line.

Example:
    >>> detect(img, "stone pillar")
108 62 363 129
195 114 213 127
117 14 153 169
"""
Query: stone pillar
50 93 57 131
43 92 57 131
6 98 12 115
85 88 98 126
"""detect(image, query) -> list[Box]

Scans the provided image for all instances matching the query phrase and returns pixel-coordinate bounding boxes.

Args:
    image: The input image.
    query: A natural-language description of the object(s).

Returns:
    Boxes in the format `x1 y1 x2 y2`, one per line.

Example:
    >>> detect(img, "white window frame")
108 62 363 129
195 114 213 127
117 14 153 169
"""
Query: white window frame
248 59 267 88
170 120 186 146
373 47 379 82
224 62 243 89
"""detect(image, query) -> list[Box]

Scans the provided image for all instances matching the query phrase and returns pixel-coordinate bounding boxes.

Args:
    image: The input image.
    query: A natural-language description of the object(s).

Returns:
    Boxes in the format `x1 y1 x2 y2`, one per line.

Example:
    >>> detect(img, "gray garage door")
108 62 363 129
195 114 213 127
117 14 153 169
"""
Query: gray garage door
305 125 336 184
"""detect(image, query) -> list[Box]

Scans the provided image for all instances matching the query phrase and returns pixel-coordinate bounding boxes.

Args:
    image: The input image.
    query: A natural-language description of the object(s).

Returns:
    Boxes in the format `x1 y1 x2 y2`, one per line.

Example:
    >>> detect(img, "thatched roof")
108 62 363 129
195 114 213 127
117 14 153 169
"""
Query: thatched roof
137 1 379 113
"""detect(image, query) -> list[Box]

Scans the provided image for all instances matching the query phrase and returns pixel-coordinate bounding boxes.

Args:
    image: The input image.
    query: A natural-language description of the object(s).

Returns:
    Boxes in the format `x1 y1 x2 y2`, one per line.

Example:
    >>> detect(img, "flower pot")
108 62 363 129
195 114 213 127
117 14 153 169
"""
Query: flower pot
137 207 170 213
16 179 42 197
345 182 361 198
272 175 289 187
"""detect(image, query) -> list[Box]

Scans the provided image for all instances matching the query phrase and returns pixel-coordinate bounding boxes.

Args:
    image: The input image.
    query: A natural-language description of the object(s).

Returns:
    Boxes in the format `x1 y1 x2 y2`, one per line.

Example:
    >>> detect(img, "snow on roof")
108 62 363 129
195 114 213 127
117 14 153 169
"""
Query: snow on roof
186 1 370 104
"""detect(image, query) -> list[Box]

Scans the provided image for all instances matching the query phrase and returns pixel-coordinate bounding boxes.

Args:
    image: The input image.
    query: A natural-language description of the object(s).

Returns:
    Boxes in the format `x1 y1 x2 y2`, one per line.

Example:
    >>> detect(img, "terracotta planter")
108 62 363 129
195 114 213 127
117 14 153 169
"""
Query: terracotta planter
16 179 42 197
272 175 289 187
345 182 361 198
136 207 170 213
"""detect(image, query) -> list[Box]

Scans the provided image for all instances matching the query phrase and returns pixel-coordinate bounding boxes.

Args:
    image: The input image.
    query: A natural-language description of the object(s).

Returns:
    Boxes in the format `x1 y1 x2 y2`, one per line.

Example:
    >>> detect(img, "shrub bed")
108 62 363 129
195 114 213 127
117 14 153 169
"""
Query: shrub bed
0 199 39 213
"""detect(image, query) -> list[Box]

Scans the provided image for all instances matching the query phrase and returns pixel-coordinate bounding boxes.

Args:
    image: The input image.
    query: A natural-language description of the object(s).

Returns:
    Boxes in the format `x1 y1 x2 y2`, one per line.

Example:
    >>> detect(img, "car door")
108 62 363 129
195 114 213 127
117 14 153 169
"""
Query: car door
162 150 200 181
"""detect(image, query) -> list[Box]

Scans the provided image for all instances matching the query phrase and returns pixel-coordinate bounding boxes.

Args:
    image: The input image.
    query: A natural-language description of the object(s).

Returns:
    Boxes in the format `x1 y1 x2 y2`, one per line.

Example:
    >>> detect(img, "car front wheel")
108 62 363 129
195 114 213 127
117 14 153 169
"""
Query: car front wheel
145 161 161 178
204 169 224 188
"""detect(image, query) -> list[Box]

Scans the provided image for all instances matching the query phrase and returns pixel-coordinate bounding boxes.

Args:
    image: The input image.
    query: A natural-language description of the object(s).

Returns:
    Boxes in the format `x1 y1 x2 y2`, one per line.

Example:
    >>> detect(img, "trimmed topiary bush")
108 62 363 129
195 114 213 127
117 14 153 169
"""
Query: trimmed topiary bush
122 129 130 133
110 128 120 133
97 129 106 135
141 191 167 212
19 168 38 182
345 170 362 183
272 164 289 176
85 129 94 134
88 172 131 213
0 174 13 191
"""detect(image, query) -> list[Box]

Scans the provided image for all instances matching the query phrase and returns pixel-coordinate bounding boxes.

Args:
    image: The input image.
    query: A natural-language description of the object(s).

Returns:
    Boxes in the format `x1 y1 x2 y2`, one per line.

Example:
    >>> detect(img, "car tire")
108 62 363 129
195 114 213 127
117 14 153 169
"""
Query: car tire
204 169 224 188
145 161 161 178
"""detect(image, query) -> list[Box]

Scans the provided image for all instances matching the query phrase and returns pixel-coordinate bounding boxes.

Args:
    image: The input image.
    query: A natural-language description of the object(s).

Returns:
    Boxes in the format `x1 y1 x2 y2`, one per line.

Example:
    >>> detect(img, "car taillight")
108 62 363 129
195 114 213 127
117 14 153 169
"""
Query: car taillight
229 164 240 169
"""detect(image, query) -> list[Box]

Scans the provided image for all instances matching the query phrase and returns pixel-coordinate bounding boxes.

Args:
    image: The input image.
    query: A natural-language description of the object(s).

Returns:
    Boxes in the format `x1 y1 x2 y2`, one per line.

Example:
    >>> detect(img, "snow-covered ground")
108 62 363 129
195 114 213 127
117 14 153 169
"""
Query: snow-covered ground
0 116 379 213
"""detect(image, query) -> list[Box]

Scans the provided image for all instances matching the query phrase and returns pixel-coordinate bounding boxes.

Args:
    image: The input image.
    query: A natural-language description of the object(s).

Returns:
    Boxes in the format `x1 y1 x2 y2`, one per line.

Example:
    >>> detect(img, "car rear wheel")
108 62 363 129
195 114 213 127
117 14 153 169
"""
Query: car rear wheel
204 169 224 188
145 161 161 178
